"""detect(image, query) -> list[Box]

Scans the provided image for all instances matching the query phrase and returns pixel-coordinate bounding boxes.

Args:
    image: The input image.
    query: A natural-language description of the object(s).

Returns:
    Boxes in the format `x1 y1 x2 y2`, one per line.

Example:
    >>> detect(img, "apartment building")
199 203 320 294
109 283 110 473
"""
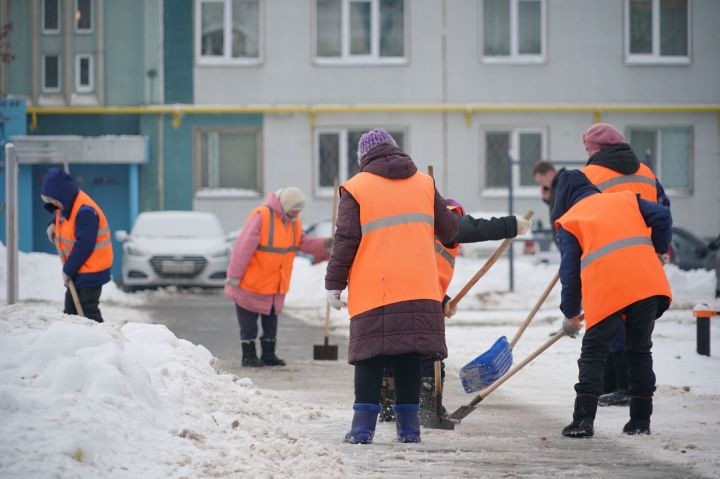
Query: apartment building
2 0 719 245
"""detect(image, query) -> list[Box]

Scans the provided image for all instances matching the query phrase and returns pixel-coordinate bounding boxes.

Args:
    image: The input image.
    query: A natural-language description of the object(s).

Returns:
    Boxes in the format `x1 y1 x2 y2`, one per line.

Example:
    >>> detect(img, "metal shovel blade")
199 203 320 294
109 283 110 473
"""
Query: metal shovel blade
449 404 476 422
313 337 338 361
423 416 457 430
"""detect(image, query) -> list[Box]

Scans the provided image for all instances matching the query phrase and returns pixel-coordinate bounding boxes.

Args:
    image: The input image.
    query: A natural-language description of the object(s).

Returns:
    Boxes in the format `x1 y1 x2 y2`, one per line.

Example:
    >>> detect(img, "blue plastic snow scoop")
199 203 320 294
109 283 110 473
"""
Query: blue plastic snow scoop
459 272 560 393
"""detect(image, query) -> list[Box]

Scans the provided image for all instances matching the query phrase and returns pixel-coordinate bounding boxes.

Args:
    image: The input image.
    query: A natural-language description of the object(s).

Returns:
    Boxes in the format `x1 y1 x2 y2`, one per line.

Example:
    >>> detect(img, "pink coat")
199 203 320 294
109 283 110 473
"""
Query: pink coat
224 193 329 315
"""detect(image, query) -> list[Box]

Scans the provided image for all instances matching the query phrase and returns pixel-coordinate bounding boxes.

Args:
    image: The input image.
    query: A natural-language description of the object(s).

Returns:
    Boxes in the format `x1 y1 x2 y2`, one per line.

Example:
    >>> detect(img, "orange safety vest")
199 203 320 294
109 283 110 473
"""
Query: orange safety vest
55 190 113 273
240 205 302 295
555 191 671 329
342 171 441 317
435 205 462 296
582 163 658 202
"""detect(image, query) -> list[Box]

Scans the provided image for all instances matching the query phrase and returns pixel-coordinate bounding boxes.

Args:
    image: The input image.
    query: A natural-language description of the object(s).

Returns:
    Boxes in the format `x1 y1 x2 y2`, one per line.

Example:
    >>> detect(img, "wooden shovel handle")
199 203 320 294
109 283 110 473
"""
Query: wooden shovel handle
55 240 86 318
448 210 534 309
509 272 560 348
323 178 340 339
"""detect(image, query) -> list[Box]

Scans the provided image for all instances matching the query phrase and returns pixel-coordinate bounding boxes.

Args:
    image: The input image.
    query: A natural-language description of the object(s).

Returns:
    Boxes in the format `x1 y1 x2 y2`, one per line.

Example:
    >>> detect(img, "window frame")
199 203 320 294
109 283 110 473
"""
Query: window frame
192 126 264 194
627 125 694 194
313 0 408 66
74 0 94 34
42 0 61 35
479 0 546 64
42 53 62 93
74 54 94 93
195 0 264 66
481 126 548 196
313 126 408 197
624 0 691 65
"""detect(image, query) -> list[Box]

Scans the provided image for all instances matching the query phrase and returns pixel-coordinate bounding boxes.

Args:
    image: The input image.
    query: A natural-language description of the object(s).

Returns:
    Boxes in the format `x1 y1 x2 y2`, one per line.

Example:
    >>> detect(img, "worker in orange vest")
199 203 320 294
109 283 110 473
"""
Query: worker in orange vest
225 187 332 367
377 199 533 428
581 123 671 408
41 167 113 322
325 129 459 444
552 170 672 438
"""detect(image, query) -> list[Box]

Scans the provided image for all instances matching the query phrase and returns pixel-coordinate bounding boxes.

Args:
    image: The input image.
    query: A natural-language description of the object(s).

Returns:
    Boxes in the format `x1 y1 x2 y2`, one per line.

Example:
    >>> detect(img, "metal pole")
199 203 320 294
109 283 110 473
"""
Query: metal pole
507 152 514 291
5 142 18 304
697 317 710 356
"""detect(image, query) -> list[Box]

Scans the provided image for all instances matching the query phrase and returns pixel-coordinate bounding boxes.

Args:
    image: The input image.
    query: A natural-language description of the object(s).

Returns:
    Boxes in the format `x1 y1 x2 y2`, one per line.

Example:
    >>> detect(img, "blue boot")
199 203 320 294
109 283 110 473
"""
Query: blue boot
344 403 380 444
394 404 421 443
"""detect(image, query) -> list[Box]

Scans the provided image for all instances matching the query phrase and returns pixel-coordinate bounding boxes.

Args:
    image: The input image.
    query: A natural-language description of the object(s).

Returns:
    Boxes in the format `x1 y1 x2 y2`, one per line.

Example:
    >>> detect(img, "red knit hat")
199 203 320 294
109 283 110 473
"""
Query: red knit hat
583 123 625 152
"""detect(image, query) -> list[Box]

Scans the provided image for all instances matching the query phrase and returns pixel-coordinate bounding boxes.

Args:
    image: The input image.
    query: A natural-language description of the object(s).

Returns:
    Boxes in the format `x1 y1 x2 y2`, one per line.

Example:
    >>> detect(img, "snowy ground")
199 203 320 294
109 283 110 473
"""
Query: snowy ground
1 246 719 477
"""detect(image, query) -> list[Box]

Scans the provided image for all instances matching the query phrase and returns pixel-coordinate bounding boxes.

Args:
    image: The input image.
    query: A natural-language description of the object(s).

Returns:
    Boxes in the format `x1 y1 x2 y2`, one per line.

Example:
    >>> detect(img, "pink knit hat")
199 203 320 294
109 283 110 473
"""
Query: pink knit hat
582 123 625 152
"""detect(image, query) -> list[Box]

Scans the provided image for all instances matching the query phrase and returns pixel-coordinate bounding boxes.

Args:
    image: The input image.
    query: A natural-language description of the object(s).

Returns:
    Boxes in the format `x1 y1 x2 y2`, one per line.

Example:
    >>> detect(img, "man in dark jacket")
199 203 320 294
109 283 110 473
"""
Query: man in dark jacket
42 168 113 322
325 129 458 444
552 170 672 438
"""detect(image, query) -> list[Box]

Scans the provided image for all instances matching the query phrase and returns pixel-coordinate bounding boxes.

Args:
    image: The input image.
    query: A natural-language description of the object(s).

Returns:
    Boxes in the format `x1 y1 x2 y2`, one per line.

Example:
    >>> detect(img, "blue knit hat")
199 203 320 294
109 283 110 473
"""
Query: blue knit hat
357 128 398 160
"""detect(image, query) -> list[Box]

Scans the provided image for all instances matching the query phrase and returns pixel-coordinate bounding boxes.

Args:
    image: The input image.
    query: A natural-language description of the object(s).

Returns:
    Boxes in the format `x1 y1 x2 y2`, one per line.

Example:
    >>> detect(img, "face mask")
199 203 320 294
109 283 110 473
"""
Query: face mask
44 202 60 213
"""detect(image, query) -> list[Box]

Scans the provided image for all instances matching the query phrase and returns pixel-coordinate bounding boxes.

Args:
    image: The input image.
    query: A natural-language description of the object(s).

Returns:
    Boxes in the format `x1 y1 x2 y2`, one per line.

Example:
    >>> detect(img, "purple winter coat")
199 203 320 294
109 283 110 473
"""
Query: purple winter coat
325 143 459 363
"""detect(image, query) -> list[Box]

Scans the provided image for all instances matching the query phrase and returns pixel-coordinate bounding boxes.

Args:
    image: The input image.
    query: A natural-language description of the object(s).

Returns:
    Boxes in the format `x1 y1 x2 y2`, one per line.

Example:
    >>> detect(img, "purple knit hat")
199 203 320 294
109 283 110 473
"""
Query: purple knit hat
357 128 398 159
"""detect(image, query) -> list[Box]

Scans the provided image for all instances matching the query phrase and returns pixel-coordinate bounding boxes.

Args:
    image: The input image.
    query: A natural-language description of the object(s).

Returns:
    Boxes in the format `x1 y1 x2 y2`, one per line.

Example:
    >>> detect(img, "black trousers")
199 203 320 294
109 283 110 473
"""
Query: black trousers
64 286 103 323
235 304 278 340
576 296 658 397
355 353 422 405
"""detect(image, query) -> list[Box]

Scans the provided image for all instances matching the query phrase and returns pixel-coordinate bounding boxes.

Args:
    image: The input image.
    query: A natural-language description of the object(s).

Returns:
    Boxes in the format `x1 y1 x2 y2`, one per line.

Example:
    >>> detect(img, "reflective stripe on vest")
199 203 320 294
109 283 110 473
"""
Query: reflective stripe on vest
555 191 671 329
581 236 653 271
582 163 658 202
55 190 113 274
239 204 301 295
342 171 440 317
435 242 455 268
362 212 434 235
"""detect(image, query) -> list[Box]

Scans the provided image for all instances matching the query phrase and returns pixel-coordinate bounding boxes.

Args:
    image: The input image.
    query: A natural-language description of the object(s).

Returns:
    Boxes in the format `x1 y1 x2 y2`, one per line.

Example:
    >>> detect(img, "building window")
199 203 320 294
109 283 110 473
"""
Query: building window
315 0 405 63
74 54 94 93
626 0 689 64
484 129 544 189
481 0 545 63
75 0 93 33
194 128 262 193
196 0 261 64
43 0 61 34
316 128 405 194
42 54 61 93
628 127 692 191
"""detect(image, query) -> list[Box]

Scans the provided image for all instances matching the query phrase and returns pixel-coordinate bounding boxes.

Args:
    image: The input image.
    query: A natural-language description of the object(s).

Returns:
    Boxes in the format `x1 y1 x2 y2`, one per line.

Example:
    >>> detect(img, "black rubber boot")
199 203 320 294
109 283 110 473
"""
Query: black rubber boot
562 394 597 438
241 341 264 367
379 376 396 422
623 396 652 435
260 338 286 366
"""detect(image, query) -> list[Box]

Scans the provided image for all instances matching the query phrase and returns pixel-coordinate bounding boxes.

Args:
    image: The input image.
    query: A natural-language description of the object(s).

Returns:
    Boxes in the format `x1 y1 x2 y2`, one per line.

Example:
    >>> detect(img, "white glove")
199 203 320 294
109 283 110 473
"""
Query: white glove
516 216 533 236
443 300 457 319
62 272 71 285
47 223 56 244
657 253 670 265
326 290 347 310
225 277 240 287
562 315 583 338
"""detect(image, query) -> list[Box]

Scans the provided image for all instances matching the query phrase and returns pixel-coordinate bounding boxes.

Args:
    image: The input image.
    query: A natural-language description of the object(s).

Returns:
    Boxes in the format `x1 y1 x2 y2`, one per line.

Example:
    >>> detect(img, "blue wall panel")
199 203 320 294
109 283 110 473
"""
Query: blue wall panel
164 0 194 104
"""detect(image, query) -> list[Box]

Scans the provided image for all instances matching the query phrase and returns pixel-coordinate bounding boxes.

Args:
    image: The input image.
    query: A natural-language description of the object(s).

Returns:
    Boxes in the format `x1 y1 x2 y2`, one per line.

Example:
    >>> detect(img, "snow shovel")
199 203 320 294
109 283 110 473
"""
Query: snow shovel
450 328 567 422
54 239 85 318
313 178 339 361
458 272 559 393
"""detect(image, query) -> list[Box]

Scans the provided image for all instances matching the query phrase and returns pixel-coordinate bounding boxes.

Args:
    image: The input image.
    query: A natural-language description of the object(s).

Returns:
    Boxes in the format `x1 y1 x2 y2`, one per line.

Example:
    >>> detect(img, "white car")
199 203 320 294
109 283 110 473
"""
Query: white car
115 211 231 290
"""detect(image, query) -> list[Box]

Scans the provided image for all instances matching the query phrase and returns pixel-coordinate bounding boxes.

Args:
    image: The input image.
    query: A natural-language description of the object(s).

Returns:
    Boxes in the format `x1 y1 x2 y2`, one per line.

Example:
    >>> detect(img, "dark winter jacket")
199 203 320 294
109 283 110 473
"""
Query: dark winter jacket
41 168 111 288
586 144 670 207
451 214 517 245
325 143 459 363
552 170 672 319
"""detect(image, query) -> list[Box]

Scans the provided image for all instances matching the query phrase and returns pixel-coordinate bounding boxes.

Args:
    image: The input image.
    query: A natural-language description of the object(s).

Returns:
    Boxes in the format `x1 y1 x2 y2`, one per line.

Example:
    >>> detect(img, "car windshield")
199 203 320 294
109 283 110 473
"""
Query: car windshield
131 212 224 239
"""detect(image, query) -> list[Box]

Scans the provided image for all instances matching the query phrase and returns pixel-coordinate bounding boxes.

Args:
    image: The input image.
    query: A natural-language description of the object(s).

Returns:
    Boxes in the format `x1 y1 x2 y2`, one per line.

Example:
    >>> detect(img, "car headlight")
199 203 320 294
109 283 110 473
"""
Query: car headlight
126 244 149 256
210 246 230 258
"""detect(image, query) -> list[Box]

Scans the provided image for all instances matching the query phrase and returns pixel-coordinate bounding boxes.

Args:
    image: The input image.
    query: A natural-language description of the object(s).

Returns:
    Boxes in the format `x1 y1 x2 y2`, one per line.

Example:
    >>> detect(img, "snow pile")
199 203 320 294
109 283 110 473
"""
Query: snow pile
0 243 140 306
0 305 347 478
